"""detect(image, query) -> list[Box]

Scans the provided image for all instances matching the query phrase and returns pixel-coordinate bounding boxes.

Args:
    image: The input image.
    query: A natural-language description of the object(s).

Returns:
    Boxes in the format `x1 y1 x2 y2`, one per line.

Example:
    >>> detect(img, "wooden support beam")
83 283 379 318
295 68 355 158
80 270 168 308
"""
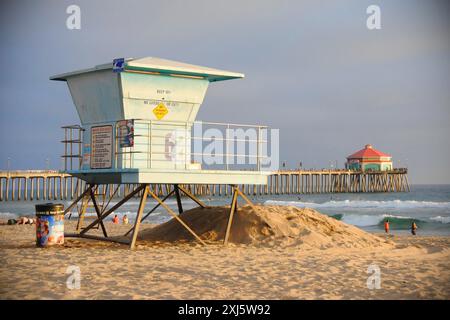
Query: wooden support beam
224 186 239 245
100 184 120 214
65 233 130 245
129 185 149 249
235 187 258 212
75 186 93 233
124 189 175 237
81 184 146 235
64 186 93 215
147 188 206 245
177 185 208 208
89 186 108 238
174 184 183 214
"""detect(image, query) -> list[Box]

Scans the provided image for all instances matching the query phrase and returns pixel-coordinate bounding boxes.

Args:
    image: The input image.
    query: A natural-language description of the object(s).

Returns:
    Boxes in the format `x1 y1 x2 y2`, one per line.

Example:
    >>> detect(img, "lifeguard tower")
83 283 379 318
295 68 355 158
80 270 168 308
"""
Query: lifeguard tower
51 57 270 248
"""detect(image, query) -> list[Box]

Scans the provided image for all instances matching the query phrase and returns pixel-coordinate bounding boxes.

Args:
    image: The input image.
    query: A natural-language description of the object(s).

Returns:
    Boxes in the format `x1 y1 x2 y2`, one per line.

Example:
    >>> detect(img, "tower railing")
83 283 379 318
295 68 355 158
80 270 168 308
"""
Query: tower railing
61 125 84 171
115 119 270 172
62 120 270 172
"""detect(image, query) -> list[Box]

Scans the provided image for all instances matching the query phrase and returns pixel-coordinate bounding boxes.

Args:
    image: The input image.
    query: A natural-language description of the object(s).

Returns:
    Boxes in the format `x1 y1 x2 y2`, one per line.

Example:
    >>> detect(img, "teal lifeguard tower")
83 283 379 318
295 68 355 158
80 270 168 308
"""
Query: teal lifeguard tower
51 57 269 248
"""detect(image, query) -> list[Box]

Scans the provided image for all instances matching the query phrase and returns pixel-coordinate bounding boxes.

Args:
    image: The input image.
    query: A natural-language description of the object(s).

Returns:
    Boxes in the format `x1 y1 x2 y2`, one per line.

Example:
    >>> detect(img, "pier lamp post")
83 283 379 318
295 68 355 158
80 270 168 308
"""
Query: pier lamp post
7 157 11 170
46 158 50 170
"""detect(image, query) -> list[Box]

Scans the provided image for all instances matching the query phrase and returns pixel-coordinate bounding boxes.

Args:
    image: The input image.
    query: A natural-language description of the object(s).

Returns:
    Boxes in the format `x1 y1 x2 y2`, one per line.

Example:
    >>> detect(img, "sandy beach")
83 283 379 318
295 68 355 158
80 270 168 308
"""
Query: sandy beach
0 206 449 300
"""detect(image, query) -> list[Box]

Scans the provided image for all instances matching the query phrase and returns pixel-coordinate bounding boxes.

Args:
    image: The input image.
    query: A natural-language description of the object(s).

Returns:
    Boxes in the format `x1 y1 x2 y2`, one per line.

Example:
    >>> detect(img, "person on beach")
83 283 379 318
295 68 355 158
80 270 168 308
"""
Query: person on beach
17 217 29 225
6 219 16 225
384 219 390 234
112 215 119 224
11 217 35 225
411 221 418 235
122 215 129 225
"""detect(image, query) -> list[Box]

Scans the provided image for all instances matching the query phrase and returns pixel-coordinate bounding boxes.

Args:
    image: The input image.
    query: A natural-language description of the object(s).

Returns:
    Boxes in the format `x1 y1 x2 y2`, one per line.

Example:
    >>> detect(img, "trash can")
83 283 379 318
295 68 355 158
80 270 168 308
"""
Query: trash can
35 203 65 247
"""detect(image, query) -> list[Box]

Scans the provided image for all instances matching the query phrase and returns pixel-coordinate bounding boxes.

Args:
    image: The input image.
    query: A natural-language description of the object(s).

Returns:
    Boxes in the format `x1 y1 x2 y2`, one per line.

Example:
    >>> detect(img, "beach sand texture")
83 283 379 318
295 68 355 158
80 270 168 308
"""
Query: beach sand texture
0 205 449 299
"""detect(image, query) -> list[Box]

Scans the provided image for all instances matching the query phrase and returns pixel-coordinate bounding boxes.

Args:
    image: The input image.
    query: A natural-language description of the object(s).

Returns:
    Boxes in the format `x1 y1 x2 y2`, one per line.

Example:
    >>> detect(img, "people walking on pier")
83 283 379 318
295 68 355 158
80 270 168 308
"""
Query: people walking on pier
112 215 119 224
122 215 129 225
384 219 390 234
411 221 418 235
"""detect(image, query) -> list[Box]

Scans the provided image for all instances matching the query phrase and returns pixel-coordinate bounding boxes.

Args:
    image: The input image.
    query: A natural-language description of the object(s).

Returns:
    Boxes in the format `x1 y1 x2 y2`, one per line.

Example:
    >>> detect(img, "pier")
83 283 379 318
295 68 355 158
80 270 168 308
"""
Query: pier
0 169 410 202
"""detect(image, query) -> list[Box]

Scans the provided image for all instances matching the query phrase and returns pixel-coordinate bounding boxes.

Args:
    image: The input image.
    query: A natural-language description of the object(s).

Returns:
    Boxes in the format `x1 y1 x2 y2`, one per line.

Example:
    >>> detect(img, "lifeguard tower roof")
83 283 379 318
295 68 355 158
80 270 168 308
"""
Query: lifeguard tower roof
50 57 244 82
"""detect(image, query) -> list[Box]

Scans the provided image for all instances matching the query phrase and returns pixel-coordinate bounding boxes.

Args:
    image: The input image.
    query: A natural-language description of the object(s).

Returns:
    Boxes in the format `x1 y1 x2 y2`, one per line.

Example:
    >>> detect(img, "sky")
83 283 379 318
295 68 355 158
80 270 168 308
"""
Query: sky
0 0 449 184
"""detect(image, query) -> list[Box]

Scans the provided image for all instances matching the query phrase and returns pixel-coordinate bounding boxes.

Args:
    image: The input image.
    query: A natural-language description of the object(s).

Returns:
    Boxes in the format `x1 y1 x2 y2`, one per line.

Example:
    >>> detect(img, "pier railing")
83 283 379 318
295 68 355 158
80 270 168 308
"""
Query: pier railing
0 169 410 201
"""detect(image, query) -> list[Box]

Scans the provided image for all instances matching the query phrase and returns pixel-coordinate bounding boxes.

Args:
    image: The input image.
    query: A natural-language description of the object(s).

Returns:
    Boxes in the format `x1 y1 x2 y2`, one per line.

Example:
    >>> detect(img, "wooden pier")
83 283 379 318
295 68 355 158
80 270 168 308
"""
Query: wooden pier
0 169 410 202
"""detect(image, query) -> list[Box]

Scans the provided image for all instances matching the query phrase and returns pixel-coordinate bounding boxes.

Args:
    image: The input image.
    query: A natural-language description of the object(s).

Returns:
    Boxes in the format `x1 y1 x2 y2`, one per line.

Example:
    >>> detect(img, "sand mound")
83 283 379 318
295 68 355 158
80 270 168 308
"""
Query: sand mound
138 205 392 248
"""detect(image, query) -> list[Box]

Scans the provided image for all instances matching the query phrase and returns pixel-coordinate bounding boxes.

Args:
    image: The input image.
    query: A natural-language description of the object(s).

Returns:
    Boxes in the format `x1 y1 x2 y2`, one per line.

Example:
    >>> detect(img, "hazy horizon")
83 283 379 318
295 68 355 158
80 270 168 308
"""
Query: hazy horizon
1 0 449 184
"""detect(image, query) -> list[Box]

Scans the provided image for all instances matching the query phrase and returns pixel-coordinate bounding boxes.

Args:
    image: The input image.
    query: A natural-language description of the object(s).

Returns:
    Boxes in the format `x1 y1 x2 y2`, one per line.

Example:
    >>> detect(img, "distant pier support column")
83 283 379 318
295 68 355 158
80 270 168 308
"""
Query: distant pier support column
63 177 67 200
6 177 9 201
0 178 3 201
30 178 34 200
12 178 16 201
36 178 40 200
24 177 28 201
43 177 47 200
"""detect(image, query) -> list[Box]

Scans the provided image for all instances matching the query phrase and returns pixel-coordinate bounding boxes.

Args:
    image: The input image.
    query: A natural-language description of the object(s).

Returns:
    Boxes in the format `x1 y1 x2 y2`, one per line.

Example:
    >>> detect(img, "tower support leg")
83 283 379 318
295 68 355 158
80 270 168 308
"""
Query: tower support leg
174 184 183 214
89 185 108 237
224 185 239 245
223 185 259 245
129 184 149 249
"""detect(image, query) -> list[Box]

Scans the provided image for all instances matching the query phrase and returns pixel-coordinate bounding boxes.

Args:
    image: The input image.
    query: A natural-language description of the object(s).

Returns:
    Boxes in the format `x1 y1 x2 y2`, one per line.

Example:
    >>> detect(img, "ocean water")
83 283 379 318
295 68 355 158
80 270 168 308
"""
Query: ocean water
1 185 449 236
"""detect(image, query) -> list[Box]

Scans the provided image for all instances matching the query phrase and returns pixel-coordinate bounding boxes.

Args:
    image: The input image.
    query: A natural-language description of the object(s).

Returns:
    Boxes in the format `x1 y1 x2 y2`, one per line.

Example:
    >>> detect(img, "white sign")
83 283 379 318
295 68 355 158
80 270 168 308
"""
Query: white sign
91 125 113 169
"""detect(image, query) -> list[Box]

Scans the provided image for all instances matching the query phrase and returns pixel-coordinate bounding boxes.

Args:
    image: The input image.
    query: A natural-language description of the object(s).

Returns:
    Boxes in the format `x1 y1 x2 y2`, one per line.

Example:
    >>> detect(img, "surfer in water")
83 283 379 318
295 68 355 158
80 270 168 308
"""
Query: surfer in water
411 221 418 235
384 219 390 234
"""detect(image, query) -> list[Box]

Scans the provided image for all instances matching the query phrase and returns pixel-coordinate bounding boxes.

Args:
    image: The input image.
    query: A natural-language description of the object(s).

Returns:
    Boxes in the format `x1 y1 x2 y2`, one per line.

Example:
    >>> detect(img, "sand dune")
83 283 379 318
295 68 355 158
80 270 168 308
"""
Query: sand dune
138 205 392 249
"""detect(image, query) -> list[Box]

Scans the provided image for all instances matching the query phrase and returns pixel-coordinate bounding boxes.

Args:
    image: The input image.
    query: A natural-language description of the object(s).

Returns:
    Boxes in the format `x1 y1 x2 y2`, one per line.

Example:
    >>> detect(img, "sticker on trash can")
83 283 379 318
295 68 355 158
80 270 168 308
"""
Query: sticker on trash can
36 215 64 246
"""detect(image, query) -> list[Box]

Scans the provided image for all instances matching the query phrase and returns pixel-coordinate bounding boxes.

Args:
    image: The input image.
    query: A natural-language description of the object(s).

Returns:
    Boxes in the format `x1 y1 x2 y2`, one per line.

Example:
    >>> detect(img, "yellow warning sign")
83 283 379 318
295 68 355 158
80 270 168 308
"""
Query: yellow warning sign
153 103 168 120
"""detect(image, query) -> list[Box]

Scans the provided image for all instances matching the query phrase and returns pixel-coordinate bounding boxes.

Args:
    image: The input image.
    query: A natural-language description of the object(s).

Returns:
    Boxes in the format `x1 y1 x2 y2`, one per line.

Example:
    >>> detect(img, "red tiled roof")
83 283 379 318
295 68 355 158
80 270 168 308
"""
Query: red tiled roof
347 144 391 159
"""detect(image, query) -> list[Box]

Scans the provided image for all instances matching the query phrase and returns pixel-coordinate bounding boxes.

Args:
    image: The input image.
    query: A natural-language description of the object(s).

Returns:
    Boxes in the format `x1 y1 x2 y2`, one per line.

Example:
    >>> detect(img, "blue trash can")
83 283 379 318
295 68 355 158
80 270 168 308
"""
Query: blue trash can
35 203 65 247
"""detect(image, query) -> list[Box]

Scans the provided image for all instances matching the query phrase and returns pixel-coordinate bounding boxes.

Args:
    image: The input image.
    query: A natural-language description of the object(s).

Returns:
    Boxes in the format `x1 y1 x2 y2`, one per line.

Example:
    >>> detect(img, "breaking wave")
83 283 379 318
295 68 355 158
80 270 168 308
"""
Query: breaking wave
330 214 426 228
429 216 450 224
265 199 450 229
265 199 450 209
